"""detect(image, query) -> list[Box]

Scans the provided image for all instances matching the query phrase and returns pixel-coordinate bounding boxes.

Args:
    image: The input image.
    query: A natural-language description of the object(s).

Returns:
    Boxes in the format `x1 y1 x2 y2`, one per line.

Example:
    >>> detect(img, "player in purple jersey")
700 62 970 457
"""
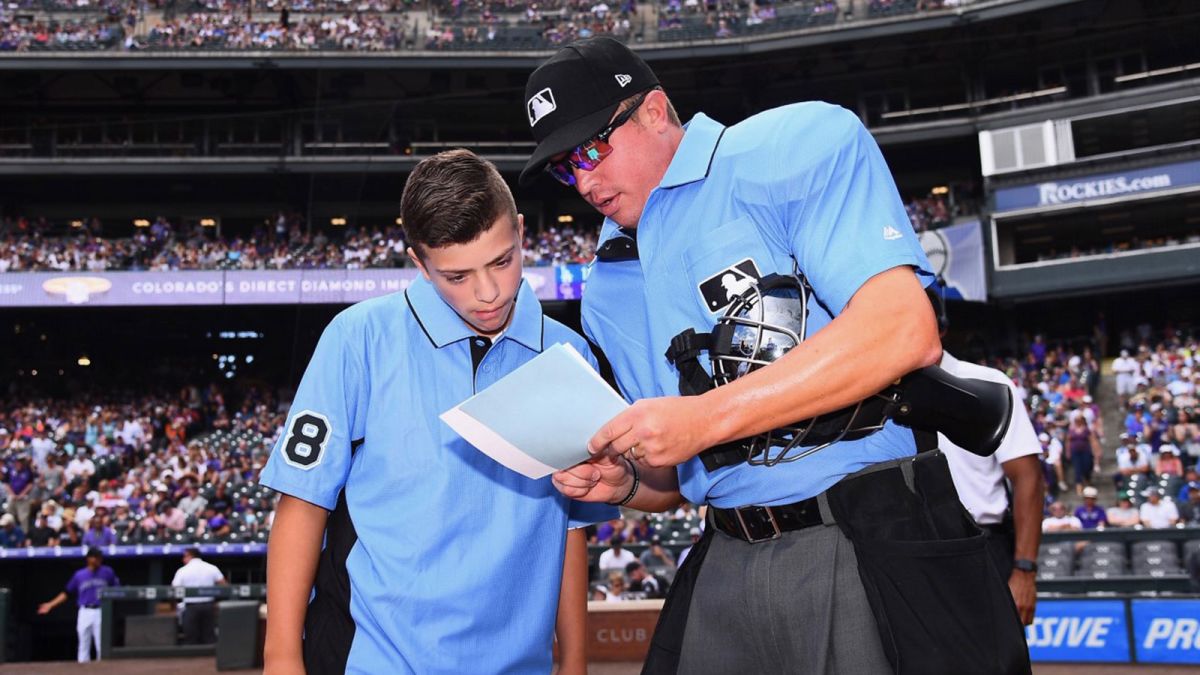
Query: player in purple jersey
38 547 121 663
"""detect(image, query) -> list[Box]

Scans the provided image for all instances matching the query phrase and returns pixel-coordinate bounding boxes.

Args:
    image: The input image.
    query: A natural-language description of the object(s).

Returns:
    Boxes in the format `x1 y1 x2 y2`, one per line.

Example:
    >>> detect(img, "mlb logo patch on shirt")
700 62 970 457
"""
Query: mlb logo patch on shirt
697 258 762 313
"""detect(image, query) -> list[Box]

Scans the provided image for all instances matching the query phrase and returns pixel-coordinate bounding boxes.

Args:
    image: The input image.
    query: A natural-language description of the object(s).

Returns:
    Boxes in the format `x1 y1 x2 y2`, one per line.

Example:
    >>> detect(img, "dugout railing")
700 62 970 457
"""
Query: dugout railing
98 584 264 662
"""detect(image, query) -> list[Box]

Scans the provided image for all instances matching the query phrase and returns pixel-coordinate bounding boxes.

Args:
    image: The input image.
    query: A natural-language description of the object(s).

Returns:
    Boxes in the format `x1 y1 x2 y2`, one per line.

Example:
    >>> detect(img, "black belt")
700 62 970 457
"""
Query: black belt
710 495 826 544
82 604 100 609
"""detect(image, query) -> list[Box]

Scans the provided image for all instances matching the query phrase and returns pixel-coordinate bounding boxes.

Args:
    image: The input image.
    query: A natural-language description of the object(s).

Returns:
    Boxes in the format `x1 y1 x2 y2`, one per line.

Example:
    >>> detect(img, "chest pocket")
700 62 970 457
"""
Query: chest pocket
682 217 782 318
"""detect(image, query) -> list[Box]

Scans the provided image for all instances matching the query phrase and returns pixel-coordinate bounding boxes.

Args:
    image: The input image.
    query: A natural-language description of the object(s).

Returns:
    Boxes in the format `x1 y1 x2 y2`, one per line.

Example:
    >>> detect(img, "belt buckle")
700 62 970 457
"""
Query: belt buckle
734 505 782 543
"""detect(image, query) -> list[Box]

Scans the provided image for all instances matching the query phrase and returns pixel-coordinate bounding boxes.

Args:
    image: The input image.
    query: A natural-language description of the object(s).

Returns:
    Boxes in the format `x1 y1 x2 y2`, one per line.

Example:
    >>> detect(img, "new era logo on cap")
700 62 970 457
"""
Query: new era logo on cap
527 87 557 127
615 73 632 87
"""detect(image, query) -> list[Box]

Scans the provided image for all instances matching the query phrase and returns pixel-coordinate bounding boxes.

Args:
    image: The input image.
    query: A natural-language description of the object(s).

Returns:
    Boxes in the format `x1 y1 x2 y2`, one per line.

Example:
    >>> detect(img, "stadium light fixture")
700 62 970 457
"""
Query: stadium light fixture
395 217 403 225
70 220 84 228
931 186 950 195
557 215 574 224
200 218 217 227
331 217 348 226
134 219 150 228
78 356 91 367
31 370 37 377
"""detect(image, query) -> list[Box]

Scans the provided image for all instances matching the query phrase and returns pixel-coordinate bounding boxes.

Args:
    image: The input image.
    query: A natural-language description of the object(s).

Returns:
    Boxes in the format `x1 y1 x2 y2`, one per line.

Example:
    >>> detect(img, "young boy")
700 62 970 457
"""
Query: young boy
261 149 615 674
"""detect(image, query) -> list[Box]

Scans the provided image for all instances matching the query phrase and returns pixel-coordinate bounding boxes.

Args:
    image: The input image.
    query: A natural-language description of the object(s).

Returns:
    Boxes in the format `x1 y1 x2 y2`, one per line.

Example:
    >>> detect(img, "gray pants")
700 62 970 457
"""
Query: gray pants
677 523 891 675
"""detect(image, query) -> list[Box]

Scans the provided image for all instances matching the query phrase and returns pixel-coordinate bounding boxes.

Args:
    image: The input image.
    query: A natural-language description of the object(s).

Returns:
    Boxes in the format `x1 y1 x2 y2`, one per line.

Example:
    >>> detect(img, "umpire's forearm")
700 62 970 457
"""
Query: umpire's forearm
702 267 941 446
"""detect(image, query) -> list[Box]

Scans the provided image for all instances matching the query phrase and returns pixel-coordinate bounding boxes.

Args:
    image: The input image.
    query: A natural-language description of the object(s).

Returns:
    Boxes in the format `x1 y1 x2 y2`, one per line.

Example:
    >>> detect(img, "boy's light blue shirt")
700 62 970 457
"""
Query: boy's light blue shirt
583 102 935 508
260 275 615 674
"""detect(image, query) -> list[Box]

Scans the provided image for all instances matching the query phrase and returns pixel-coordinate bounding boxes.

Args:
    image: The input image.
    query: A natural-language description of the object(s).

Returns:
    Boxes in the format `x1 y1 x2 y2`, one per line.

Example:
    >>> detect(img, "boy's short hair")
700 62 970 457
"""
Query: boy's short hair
400 149 518 256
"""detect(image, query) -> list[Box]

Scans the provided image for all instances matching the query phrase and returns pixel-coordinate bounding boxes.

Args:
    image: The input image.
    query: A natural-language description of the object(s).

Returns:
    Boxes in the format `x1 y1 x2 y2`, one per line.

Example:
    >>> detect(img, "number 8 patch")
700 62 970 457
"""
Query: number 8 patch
281 410 332 470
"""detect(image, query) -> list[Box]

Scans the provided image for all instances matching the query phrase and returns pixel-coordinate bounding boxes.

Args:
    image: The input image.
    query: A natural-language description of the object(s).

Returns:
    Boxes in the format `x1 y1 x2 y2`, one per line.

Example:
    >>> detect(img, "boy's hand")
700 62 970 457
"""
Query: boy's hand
552 452 632 504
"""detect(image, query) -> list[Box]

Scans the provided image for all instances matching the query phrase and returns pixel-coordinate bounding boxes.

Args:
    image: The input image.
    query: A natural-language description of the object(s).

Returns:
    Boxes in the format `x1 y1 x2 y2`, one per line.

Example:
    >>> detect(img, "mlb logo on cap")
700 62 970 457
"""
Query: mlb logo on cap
527 88 557 127
520 37 660 186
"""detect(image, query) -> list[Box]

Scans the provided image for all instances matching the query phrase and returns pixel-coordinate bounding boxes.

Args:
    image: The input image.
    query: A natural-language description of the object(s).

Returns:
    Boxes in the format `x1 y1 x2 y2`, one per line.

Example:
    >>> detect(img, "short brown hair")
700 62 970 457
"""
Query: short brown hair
401 149 518 255
627 86 681 127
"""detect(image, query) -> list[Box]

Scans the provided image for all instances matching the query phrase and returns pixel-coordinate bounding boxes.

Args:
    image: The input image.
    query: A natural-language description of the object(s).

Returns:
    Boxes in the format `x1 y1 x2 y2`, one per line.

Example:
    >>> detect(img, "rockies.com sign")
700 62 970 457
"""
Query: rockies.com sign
1037 173 1171 205
993 159 1200 212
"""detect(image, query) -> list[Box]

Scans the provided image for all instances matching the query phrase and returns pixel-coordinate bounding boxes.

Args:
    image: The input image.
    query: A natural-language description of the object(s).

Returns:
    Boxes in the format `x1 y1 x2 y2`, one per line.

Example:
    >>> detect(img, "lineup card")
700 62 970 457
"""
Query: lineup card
440 343 629 479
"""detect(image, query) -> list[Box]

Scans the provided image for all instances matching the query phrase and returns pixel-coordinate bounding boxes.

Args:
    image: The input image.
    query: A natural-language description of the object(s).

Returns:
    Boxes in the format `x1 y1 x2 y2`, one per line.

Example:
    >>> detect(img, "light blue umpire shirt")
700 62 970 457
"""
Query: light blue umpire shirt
260 274 616 674
582 102 935 509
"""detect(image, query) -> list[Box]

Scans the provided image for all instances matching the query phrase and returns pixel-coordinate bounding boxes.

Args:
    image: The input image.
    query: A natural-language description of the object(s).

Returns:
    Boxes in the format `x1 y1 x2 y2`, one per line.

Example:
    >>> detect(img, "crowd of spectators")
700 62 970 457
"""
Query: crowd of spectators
191 0 411 11
904 194 952 232
522 222 599 266
973 326 1199 536
587 503 705 600
1030 231 1200 264
0 0 966 51
0 15 127 51
0 213 600 271
0 385 281 550
145 12 410 50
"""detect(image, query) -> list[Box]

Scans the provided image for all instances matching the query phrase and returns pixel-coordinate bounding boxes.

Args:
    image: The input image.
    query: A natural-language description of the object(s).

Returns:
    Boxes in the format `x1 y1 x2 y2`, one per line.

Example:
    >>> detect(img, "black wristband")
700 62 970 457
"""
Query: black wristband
612 457 640 507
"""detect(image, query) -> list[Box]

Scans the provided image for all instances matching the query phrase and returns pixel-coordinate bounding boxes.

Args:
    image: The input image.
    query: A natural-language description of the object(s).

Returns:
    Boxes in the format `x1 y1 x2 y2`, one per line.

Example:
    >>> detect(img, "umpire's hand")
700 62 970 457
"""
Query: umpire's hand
587 397 713 469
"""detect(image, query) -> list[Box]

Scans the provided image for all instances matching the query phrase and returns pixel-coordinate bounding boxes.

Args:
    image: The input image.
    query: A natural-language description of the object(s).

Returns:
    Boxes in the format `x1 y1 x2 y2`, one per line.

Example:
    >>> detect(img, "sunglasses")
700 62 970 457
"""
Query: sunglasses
545 92 648 186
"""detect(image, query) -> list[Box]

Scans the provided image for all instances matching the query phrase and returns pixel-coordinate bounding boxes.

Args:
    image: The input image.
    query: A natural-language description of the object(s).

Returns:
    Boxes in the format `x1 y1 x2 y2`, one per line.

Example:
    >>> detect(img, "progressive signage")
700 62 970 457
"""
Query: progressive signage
993 159 1200 212
1025 600 1130 663
1132 599 1200 665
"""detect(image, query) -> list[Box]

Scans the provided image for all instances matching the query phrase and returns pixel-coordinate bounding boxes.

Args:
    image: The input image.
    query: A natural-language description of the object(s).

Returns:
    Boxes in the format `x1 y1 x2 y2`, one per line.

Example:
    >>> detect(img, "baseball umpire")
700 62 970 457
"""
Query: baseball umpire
523 37 1030 674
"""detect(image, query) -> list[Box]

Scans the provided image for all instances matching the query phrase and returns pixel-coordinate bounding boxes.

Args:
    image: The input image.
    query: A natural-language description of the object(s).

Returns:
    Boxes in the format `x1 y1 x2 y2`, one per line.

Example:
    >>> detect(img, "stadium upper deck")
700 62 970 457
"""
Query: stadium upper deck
0 0 1195 305
0 0 983 54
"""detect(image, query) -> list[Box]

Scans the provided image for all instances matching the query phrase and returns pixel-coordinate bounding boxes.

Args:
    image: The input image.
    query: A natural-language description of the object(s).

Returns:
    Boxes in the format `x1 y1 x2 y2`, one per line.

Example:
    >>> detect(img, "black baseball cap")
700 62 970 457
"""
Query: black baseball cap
520 37 659 186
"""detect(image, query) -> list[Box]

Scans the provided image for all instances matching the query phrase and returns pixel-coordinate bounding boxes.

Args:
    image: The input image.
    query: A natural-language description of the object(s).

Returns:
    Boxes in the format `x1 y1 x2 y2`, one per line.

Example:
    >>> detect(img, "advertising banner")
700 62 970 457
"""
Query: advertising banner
0 268 560 307
1132 599 1200 665
917 219 986 301
993 159 1200 213
1025 599 1130 663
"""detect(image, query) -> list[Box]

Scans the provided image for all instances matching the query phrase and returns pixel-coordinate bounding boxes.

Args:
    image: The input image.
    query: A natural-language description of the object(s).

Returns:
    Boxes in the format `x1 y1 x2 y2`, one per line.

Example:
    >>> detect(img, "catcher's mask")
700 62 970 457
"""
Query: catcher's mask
667 273 900 469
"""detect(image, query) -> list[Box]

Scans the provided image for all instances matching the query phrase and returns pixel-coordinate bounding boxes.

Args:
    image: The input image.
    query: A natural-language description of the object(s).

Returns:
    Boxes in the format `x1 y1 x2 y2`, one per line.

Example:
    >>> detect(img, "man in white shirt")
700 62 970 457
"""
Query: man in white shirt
939 351 1044 626
65 452 96 485
1114 435 1151 488
30 432 56 472
171 547 227 644
1139 490 1180 529
1040 432 1067 495
1106 492 1140 528
177 486 208 518
597 535 637 573
1042 502 1082 532
118 418 145 448
1112 350 1138 397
